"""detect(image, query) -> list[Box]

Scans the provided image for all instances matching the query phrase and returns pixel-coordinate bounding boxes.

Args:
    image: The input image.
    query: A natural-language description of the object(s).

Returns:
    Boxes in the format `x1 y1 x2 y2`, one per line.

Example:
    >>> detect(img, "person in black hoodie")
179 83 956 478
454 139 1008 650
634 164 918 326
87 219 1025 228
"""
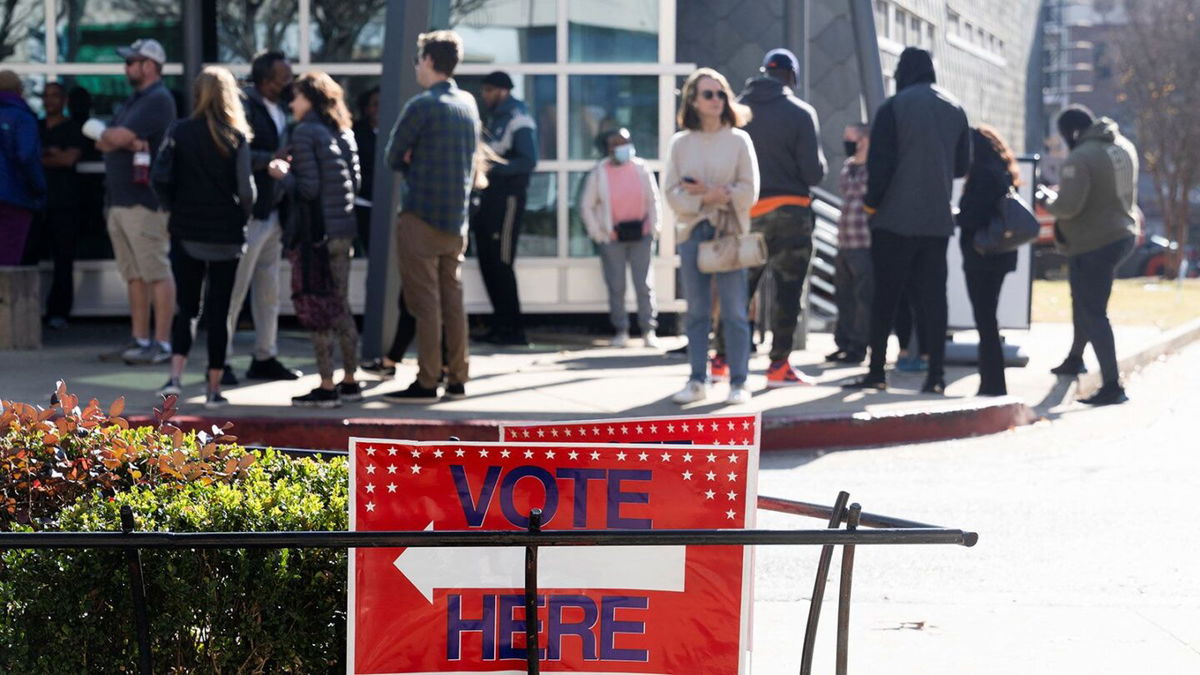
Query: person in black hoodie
152 67 255 408
713 48 827 388
957 125 1020 396
845 47 971 394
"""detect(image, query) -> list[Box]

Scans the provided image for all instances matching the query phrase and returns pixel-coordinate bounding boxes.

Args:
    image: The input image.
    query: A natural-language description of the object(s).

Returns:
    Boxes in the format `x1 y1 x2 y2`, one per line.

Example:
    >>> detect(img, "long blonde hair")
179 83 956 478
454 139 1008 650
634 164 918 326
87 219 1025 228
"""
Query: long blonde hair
192 66 252 156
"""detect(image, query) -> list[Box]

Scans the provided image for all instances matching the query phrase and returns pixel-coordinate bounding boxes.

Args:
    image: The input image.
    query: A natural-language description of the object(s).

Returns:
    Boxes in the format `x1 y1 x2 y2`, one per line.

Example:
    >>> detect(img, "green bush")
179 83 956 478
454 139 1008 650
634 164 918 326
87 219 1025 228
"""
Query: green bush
0 449 349 673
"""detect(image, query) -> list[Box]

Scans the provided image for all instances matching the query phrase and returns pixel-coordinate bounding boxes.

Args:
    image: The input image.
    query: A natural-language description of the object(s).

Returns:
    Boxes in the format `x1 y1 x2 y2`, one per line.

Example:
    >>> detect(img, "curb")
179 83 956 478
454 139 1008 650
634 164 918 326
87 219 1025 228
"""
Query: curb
128 397 1036 453
1077 316 1200 396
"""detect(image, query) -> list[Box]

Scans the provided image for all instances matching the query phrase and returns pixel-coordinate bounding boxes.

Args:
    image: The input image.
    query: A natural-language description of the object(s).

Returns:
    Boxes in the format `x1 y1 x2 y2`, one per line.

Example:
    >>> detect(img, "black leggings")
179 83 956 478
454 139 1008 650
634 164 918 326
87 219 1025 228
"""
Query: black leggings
170 243 239 372
868 230 948 381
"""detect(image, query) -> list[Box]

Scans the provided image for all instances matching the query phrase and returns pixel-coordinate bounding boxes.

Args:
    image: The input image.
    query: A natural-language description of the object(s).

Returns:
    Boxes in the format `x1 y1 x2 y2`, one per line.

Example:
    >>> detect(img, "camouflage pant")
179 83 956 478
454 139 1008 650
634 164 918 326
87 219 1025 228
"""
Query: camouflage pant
715 204 814 363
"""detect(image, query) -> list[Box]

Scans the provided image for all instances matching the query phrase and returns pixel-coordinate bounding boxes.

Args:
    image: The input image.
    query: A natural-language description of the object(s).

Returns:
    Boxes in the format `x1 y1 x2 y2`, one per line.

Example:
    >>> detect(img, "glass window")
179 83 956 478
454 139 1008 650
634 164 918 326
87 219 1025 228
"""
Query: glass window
457 73 557 161
443 0 556 64
0 0 45 63
893 9 906 43
567 0 658 63
310 0 386 62
568 171 594 257
215 0 300 63
58 0 183 63
568 75 657 160
519 172 558 256
58 73 184 119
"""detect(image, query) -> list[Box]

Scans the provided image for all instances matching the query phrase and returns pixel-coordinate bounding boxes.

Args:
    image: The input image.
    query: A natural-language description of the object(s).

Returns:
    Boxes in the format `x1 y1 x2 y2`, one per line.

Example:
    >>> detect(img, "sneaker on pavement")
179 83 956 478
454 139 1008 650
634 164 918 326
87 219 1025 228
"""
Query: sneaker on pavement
843 373 888 391
612 331 630 348
766 360 816 388
643 330 661 349
204 391 230 409
1080 383 1128 406
443 383 466 400
100 340 142 362
1051 356 1088 376
124 342 171 365
383 381 440 404
920 379 946 395
726 385 751 405
247 357 302 381
360 358 397 380
825 349 849 362
671 380 708 404
336 382 364 402
158 378 182 398
292 387 341 408
709 356 729 382
221 365 239 386
895 355 929 372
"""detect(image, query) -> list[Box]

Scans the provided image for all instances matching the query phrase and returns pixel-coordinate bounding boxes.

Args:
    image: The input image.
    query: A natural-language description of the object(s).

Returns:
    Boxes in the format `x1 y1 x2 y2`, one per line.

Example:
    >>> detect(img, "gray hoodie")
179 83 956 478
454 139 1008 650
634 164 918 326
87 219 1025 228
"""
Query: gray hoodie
737 77 826 199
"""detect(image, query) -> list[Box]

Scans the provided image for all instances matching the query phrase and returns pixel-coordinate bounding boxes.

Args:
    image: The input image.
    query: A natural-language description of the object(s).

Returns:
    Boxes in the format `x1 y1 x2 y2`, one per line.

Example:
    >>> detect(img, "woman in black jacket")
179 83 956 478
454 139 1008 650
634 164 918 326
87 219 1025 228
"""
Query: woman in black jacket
153 66 255 408
957 125 1020 396
272 71 362 409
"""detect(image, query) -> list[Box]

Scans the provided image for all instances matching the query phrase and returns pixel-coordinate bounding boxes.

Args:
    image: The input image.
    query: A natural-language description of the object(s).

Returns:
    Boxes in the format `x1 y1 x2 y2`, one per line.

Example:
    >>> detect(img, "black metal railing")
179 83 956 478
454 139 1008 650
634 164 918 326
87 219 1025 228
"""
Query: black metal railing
0 490 976 675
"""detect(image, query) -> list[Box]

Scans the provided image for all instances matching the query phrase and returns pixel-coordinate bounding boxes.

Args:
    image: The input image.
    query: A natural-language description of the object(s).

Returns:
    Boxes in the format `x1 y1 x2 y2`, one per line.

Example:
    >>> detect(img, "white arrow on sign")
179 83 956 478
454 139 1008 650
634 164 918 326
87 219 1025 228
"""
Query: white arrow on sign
393 524 687 603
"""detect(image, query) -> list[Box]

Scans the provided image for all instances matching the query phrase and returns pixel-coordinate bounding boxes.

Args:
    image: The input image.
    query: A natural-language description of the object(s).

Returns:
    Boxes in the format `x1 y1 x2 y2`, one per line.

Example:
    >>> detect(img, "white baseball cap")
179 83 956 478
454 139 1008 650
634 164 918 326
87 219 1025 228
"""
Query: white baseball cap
117 38 167 65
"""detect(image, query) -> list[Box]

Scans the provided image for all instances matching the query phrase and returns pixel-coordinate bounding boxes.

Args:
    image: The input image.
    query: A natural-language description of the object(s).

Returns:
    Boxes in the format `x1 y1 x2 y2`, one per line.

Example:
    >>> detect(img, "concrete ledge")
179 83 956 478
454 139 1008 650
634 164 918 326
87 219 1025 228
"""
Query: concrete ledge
1078 316 1200 396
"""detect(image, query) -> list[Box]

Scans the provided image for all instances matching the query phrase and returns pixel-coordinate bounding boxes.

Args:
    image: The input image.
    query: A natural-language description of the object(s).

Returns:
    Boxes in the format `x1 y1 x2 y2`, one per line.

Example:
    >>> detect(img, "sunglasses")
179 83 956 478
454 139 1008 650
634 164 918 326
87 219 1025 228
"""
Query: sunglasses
698 90 727 101
124 58 145 67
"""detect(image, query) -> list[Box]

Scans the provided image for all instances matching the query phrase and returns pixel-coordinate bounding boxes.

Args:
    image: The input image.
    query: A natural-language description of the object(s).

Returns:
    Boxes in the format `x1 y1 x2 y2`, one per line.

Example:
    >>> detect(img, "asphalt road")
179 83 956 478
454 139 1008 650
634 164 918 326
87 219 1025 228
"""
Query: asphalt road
751 343 1200 674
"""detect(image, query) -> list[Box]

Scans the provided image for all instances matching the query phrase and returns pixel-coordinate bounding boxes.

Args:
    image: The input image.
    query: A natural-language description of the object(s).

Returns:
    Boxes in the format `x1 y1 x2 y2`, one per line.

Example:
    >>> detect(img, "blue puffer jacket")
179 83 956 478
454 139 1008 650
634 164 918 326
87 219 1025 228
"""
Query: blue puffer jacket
0 92 46 210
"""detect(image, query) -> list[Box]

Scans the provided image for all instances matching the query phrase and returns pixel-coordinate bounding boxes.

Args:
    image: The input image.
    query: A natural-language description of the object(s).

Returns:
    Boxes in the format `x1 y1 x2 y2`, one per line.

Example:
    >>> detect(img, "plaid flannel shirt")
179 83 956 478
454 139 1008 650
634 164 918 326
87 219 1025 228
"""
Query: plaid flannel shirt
838 159 871 249
385 80 480 235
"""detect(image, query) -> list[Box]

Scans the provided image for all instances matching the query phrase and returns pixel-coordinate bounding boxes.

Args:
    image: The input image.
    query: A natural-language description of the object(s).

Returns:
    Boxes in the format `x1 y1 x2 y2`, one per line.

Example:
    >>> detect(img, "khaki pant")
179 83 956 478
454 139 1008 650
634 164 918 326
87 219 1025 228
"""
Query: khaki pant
397 212 469 388
107 205 171 282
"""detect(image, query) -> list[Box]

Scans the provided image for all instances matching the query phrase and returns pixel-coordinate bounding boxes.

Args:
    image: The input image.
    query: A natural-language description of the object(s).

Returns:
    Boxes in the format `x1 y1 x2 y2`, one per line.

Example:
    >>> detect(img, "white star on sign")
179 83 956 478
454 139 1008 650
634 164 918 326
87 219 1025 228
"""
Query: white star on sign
524 450 535 459
387 465 398 474
713 440 722 446
433 449 444 458
706 471 716 481
365 483 375 493
366 464 376 474
568 450 579 460
479 449 489 458
742 420 751 430
727 472 738 481
705 490 716 500
592 426 601 435
682 422 690 432
682 452 693 462
366 502 376 512
660 452 671 462
411 465 422 474
411 450 421 458
710 422 719 431
388 447 398 456
607 426 615 434
707 453 717 463
522 430 530 438
455 449 465 457
537 430 545 438
667 424 676 433
620 425 629 434
682 471 693 480
726 509 737 520
649 424 658 433
728 454 740 464
500 449 511 458
636 425 644 434
727 421 735 431
551 428 559 437
726 490 738 501
387 483 397 493
545 450 556 459
590 451 601 460
638 452 649 461
365 446 377 456
564 427 572 436
616 451 627 461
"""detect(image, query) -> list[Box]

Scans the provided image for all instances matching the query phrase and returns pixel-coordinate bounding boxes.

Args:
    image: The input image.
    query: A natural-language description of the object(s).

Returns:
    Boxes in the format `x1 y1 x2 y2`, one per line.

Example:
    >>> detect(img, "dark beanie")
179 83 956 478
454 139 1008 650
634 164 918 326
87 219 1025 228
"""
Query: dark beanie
482 71 514 90
1057 105 1095 143
894 47 935 90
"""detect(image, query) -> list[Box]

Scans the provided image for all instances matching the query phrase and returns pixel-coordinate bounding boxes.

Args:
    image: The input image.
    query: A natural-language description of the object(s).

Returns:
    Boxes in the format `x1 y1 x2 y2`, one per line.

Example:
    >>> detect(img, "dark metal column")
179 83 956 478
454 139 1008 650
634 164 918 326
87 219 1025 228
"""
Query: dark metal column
362 0 431 359
181 0 203 110
848 0 887 120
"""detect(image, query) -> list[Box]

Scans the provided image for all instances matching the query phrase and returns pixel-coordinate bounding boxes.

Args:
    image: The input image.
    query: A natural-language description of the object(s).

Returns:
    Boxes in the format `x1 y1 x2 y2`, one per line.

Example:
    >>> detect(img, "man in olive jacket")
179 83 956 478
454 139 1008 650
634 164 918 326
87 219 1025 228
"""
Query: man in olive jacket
1044 105 1138 406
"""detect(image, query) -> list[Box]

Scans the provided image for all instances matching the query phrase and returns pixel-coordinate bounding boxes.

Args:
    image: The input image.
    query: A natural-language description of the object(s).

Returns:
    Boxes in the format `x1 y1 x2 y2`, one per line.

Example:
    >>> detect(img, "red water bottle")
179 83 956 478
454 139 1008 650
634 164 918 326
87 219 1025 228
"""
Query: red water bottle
132 150 151 185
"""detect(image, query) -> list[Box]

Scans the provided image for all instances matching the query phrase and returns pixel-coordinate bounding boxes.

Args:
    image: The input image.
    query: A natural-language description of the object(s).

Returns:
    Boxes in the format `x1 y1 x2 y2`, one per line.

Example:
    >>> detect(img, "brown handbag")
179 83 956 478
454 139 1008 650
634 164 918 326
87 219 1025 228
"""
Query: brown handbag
697 211 767 273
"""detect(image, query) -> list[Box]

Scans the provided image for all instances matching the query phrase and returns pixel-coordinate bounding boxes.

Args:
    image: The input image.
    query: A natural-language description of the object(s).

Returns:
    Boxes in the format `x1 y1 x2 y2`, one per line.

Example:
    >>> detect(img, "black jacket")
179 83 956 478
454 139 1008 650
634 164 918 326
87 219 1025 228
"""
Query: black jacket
157 117 254 245
283 112 360 240
738 77 826 199
865 48 971 238
242 86 285 220
956 129 1018 274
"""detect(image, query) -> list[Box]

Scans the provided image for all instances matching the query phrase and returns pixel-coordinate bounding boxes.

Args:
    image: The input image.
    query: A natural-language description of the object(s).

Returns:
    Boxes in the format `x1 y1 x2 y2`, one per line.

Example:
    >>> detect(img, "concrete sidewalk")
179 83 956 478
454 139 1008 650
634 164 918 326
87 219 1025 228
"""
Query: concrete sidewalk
2 316 1194 450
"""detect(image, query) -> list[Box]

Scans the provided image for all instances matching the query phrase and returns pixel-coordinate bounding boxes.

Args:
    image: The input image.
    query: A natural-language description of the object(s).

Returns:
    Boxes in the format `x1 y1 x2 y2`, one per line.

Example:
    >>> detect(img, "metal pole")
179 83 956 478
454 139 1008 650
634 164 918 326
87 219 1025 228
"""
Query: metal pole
836 503 862 675
800 490 850 675
119 506 153 675
758 494 943 530
848 0 887 121
181 0 202 111
525 508 543 675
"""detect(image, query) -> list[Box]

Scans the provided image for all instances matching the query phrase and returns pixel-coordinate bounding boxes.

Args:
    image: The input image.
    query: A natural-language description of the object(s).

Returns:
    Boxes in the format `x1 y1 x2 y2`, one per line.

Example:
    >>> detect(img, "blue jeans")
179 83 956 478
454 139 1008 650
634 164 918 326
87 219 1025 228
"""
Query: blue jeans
678 221 751 386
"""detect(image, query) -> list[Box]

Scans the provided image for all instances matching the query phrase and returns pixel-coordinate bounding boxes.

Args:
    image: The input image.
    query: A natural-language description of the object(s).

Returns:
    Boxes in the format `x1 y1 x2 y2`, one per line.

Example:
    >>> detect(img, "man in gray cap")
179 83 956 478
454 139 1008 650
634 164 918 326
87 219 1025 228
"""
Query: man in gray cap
714 47 827 388
96 38 177 365
472 70 538 345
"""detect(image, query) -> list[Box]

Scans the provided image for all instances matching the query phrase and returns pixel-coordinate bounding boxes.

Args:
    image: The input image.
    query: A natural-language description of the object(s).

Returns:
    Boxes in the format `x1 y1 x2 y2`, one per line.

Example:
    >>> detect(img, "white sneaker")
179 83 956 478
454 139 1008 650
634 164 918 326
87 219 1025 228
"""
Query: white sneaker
612 331 630 348
726 385 751 405
671 380 708 404
643 330 661 349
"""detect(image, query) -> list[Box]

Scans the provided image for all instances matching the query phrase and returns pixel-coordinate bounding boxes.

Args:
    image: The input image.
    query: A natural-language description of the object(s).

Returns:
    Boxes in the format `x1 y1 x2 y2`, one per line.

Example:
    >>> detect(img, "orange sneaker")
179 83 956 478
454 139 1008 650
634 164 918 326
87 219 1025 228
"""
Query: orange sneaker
766 360 816 388
710 355 729 381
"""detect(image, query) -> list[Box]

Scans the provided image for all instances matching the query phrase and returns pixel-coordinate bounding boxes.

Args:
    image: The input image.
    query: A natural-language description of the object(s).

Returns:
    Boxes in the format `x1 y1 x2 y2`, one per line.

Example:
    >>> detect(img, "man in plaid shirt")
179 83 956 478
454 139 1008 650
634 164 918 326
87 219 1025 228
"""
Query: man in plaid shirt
383 29 480 403
827 122 873 364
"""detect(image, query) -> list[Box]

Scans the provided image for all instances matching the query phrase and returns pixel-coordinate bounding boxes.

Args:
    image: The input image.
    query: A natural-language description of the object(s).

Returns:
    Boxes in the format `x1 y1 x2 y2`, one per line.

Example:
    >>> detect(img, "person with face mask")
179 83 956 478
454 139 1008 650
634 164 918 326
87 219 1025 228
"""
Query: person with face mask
579 128 663 348
1043 104 1138 405
220 50 302 386
38 81 86 329
828 122 873 364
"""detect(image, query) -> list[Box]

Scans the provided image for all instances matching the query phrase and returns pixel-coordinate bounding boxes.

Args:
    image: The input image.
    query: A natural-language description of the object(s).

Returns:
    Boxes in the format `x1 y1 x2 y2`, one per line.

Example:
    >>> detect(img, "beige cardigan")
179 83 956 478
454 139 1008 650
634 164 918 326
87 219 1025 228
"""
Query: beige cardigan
578 157 662 244
662 126 759 241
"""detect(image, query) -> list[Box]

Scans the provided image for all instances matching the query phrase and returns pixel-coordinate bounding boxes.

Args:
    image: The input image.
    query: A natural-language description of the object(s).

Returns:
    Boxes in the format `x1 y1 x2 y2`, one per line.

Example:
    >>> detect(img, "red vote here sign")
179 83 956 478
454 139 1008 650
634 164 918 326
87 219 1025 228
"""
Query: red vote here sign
348 438 756 674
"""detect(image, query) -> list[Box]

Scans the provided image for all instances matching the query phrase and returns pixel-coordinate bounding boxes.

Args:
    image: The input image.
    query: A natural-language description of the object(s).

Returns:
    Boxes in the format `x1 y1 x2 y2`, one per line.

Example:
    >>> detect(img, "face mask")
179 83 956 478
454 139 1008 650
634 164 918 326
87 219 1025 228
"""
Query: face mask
279 83 294 105
1065 131 1080 150
843 140 859 157
613 144 635 164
